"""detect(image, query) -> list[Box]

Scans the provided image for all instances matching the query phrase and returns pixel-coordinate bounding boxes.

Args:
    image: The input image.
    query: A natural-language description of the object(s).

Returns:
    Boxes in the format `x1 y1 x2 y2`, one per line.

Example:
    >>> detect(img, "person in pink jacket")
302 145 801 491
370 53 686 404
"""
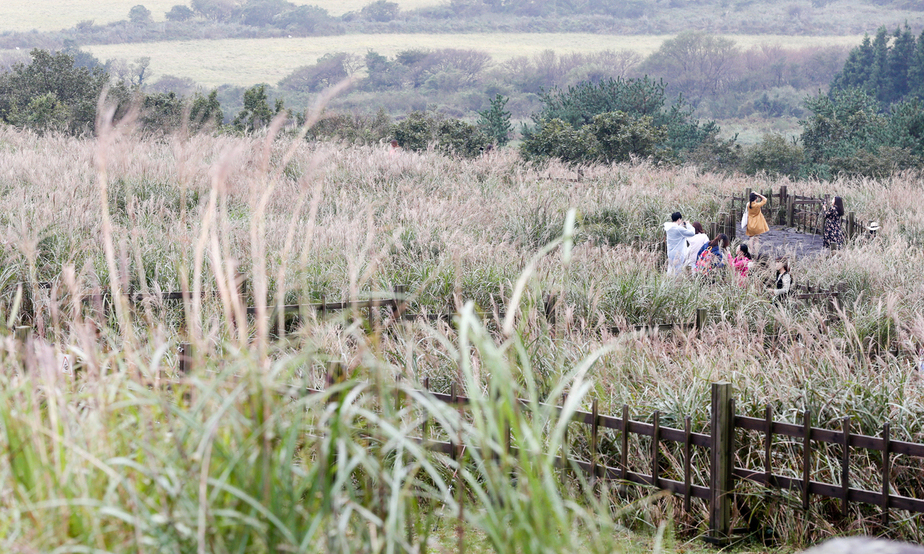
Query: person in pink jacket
731 244 752 285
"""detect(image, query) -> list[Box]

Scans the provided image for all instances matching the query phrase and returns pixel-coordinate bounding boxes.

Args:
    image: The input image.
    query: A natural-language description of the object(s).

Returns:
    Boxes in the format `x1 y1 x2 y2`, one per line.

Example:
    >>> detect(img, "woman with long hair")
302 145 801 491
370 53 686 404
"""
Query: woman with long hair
745 192 770 238
695 233 730 277
771 258 793 300
731 243 752 284
683 221 710 271
823 196 845 249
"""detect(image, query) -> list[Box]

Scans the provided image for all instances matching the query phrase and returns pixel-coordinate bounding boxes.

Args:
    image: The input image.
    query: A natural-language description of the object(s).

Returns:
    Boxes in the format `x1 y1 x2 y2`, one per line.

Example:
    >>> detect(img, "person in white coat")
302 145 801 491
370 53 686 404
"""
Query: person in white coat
682 222 710 271
664 211 695 275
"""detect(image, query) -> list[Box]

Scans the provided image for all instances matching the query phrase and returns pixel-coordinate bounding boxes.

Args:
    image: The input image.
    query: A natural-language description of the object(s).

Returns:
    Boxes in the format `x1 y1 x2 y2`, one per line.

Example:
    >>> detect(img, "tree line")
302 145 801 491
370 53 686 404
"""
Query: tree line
5 37 924 179
3 0 924 51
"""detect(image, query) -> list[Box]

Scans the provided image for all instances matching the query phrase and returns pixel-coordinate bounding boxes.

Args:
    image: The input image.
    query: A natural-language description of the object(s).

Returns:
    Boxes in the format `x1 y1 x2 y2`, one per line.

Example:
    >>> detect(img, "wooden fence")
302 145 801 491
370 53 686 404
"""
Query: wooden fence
306 374 924 543
726 186 872 241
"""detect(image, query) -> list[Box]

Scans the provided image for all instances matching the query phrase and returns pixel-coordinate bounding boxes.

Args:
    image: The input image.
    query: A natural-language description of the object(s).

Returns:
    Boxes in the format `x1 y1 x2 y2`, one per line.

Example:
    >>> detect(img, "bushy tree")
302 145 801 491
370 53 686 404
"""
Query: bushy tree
0 49 110 135
832 25 924 108
189 90 224 130
528 76 719 163
129 5 153 24
800 88 887 170
239 0 292 26
743 134 804 177
273 5 330 32
642 31 740 106
587 111 666 163
478 93 512 146
278 53 358 92
9 92 70 134
233 85 284 133
165 4 195 21
141 91 185 133
392 111 491 157
520 118 596 165
360 0 399 21
190 0 236 21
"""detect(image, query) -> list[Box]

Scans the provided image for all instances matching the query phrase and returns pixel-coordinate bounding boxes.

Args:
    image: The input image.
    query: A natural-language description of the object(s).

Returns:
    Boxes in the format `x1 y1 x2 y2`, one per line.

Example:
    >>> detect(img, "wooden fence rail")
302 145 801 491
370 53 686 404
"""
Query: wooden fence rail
725 187 872 242
302 375 924 543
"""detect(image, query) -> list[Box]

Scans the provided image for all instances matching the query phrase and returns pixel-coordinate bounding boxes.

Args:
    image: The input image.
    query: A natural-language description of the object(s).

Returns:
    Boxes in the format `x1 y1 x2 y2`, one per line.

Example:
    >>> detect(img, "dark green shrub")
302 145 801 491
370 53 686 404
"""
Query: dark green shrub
0 49 111 135
392 111 490 157
744 134 804 177
587 111 666 163
520 118 597 165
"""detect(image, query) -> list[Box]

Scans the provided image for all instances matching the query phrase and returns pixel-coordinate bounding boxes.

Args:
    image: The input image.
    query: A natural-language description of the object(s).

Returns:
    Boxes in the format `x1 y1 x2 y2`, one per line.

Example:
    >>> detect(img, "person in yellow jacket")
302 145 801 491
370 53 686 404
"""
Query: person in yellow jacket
746 192 769 237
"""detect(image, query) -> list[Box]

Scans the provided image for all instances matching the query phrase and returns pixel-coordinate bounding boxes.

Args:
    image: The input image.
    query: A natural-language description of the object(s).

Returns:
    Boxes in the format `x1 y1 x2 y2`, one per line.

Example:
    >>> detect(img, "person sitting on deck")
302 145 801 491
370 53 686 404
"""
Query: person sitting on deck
695 233 730 278
731 243 752 285
770 258 793 300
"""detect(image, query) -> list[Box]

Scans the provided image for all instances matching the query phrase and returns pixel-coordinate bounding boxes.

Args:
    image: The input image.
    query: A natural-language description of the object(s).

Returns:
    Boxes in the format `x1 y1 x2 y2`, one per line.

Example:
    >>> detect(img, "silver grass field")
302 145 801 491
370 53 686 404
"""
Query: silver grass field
1 117 923 552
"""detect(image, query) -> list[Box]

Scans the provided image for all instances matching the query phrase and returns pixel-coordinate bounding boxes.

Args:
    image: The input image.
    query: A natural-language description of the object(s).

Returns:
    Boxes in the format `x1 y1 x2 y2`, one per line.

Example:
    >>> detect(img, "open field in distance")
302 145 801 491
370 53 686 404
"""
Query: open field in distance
72 33 866 88
0 0 439 32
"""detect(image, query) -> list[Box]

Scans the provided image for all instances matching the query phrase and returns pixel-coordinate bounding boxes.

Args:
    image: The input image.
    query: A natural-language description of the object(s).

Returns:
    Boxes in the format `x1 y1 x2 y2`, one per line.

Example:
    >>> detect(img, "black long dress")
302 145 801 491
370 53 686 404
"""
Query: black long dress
822 206 844 248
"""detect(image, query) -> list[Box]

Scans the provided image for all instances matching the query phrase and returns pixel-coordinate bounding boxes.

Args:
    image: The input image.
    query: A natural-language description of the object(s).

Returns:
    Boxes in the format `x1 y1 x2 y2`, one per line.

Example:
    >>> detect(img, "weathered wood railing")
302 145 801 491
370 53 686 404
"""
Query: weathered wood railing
300 374 924 543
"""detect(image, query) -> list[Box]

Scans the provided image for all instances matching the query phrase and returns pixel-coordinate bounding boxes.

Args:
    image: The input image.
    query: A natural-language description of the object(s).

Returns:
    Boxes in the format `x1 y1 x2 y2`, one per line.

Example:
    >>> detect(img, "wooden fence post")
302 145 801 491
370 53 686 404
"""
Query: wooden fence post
544 293 558 327
695 308 707 331
882 422 891 528
787 198 795 227
709 382 734 541
327 361 345 404
841 417 851 517
847 212 856 239
802 409 812 510
393 284 407 320
178 342 192 374
14 326 31 368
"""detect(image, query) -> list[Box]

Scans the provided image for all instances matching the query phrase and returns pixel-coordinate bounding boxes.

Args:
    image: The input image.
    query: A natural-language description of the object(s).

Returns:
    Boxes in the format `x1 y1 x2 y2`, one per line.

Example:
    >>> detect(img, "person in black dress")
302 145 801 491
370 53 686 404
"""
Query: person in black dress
823 196 845 249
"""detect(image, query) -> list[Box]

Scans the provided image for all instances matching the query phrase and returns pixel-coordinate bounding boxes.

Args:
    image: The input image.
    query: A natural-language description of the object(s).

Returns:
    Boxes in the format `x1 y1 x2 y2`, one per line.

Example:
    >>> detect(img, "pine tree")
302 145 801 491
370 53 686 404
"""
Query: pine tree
831 34 876 93
869 26 891 104
908 28 924 99
886 25 916 105
477 93 513 146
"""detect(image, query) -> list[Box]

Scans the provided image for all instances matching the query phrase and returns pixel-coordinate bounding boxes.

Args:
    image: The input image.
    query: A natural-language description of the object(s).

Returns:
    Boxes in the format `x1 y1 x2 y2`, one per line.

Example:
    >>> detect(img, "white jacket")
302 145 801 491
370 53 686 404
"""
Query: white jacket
683 233 710 268
664 221 695 272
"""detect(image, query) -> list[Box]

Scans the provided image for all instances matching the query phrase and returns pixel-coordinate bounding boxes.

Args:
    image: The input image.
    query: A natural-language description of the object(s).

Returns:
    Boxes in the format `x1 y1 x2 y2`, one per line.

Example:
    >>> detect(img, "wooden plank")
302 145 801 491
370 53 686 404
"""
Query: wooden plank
591 398 599 481
841 417 850 516
731 468 924 514
764 406 773 488
621 405 630 481
652 410 660 489
736 415 893 452
684 415 692 512
882 422 891 528
803 409 811 510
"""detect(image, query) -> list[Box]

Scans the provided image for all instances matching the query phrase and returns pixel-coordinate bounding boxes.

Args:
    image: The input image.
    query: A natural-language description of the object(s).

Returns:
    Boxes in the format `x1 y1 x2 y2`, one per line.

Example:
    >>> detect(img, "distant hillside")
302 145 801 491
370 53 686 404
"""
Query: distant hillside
1 0 924 45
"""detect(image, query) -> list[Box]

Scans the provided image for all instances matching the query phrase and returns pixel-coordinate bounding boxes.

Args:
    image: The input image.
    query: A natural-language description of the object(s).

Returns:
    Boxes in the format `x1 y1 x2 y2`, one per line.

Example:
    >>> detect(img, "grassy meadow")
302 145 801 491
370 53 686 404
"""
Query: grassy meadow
69 33 864 88
0 0 439 32
2 113 924 552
